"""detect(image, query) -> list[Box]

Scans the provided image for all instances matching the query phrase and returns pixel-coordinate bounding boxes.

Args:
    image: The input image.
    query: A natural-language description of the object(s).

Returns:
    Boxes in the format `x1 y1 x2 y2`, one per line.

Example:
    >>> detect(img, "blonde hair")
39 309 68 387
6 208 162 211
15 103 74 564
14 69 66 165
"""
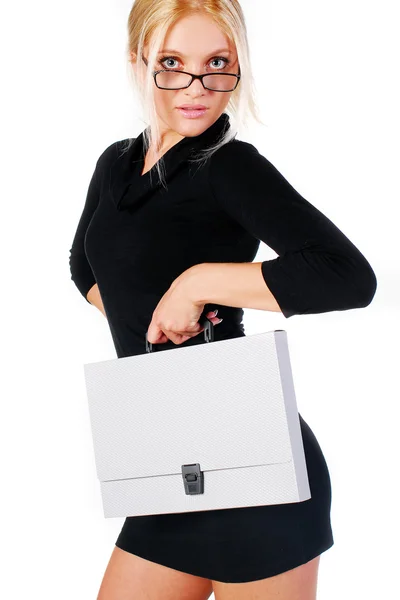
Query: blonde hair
123 0 264 188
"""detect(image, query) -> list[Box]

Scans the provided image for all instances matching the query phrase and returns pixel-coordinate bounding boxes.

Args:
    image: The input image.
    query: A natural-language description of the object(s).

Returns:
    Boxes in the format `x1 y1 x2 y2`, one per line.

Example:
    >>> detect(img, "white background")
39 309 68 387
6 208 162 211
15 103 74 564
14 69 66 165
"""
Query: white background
1 1 398 598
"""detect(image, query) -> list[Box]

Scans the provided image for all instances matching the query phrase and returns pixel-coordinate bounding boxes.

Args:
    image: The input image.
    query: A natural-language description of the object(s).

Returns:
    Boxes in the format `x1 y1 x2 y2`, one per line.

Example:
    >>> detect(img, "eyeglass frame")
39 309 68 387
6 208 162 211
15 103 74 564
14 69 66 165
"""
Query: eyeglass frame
141 55 241 92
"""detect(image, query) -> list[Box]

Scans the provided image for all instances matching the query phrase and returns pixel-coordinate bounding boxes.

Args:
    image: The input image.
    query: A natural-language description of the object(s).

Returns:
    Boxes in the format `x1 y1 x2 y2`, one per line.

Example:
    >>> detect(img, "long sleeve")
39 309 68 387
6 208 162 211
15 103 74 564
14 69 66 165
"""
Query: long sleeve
69 165 100 303
208 140 377 318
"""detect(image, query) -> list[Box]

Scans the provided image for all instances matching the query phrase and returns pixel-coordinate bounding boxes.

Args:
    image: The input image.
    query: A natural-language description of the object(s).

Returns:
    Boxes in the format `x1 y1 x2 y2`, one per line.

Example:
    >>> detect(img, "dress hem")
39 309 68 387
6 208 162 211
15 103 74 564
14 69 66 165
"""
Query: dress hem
114 535 334 584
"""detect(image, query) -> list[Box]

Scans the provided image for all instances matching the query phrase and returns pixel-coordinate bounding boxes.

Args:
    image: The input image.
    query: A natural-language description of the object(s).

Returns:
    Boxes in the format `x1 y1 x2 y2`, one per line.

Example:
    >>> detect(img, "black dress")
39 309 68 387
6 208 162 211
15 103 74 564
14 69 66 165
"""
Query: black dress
69 113 377 583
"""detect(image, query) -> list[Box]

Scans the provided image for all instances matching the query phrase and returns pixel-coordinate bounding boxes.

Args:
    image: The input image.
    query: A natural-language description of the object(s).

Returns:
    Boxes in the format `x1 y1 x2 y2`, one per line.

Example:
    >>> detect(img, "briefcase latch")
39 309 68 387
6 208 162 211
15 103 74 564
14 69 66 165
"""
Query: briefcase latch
181 463 204 495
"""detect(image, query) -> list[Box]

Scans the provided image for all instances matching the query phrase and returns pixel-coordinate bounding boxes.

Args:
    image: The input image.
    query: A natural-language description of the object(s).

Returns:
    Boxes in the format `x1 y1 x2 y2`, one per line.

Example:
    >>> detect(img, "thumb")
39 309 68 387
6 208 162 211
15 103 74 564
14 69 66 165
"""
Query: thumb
191 320 203 333
146 323 164 344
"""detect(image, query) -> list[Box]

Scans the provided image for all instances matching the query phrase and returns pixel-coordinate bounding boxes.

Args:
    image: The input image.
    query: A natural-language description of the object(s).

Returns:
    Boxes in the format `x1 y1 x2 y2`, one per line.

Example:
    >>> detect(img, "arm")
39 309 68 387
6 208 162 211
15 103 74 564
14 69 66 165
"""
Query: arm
183 261 283 312
86 283 106 316
191 141 377 317
69 165 100 304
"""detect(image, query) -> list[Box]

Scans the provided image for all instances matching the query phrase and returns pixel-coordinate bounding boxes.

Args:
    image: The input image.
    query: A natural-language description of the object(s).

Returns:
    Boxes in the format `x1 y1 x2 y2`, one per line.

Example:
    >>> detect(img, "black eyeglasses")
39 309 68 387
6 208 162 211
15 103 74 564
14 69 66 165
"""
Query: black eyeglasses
141 55 241 92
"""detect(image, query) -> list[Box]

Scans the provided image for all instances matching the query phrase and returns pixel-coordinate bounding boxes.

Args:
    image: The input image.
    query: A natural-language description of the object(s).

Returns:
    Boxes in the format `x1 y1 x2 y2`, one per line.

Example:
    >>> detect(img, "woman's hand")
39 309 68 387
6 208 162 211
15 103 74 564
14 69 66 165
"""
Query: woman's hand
146 270 222 346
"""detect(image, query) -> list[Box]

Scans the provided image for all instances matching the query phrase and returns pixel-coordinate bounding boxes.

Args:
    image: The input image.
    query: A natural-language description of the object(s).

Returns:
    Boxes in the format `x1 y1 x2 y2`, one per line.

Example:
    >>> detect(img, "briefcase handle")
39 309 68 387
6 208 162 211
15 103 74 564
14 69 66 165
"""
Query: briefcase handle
145 313 214 353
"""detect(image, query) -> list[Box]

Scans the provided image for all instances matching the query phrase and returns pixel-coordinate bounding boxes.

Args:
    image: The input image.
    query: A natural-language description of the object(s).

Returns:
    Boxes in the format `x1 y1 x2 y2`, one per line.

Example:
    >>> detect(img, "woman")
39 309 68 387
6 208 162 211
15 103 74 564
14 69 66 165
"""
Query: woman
69 1 377 598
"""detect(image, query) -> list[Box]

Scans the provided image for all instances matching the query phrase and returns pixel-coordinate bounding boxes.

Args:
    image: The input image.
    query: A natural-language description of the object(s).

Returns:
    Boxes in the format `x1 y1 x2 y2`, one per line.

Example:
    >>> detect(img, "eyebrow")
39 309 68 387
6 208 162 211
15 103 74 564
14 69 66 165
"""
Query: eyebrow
157 48 232 56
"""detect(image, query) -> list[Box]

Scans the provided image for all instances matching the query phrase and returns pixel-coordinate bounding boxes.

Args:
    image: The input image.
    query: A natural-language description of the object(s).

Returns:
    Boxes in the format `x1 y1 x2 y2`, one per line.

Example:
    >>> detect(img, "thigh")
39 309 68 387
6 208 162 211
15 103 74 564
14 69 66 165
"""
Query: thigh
211 555 320 600
97 545 213 600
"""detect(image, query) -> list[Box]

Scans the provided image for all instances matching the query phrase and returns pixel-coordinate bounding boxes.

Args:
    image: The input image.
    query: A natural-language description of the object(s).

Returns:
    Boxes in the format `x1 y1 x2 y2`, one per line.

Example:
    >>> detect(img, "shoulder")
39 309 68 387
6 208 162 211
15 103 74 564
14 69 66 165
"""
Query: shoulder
208 139 263 177
208 138 289 191
207 139 268 192
211 139 259 162
93 138 135 190
95 137 133 171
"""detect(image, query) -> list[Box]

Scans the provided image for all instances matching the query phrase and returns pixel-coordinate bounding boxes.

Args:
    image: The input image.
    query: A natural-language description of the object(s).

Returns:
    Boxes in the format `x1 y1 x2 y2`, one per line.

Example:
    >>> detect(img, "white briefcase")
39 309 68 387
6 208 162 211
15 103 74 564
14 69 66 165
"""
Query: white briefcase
83 323 311 519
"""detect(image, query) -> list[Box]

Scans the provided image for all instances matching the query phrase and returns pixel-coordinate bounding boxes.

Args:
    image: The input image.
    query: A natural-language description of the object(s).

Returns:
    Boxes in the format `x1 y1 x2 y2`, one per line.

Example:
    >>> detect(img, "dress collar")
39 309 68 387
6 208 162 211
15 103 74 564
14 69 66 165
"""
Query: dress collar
108 112 231 212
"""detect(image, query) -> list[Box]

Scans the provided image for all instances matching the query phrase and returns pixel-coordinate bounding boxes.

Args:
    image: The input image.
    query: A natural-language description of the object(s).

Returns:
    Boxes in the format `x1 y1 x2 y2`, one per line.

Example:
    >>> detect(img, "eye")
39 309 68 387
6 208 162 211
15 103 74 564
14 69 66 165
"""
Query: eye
158 55 230 70
210 57 230 69
159 56 179 69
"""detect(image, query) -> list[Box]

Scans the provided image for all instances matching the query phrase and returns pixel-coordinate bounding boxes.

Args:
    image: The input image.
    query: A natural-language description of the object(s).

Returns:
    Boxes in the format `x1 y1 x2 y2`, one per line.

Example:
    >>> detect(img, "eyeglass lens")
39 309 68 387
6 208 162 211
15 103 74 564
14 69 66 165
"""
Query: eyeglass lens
156 71 238 91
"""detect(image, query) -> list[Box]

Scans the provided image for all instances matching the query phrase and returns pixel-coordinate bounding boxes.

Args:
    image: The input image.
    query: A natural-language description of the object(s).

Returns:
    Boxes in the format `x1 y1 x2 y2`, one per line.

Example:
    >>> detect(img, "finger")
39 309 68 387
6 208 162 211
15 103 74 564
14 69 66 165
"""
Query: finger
146 324 167 344
164 318 223 345
167 332 192 345
206 317 223 325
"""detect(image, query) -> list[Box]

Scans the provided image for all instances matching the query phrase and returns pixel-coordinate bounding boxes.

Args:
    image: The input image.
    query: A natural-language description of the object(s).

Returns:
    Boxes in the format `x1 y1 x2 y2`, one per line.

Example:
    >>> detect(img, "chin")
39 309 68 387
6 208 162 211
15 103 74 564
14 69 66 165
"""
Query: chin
174 112 214 130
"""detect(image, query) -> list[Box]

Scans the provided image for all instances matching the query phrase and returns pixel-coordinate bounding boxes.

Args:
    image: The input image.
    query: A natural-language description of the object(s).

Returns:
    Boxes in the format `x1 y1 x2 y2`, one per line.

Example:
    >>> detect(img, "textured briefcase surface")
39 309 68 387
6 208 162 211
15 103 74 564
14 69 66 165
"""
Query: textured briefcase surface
84 329 311 518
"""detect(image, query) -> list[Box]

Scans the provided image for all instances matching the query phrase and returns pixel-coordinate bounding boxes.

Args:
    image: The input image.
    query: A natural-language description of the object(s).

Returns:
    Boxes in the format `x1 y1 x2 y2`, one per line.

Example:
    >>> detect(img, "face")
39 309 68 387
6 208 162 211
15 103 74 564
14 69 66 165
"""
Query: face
131 13 239 149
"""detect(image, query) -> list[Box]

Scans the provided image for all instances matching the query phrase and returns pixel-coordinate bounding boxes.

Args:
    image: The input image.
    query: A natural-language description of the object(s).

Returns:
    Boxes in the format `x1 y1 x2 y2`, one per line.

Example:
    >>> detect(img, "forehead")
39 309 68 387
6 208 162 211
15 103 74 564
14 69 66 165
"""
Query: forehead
149 14 236 56
157 47 233 56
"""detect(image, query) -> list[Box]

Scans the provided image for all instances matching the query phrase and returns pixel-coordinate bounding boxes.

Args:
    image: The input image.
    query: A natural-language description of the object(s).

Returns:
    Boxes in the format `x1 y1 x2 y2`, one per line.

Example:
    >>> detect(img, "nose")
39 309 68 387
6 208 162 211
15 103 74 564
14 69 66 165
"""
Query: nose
186 76 206 95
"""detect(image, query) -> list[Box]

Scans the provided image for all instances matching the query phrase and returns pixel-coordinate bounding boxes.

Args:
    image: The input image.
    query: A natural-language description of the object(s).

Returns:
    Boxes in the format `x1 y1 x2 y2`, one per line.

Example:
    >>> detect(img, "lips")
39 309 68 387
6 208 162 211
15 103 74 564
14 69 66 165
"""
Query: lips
178 105 207 110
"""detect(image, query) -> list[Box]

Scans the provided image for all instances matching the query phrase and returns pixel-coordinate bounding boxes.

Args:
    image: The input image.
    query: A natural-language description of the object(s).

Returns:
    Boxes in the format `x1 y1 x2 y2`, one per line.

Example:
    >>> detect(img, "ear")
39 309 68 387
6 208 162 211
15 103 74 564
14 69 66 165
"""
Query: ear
129 52 139 78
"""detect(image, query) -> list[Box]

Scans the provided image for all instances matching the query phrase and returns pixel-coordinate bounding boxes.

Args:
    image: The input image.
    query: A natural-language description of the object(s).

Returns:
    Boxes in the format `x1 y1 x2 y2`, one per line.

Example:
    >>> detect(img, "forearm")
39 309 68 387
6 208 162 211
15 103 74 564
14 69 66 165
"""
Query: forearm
86 283 107 317
183 262 283 313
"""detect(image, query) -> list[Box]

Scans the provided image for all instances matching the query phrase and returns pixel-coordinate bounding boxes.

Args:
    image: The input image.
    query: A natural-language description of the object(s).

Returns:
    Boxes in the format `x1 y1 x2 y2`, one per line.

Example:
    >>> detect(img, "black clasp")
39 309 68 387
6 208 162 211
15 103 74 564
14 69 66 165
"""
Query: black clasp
181 463 204 495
